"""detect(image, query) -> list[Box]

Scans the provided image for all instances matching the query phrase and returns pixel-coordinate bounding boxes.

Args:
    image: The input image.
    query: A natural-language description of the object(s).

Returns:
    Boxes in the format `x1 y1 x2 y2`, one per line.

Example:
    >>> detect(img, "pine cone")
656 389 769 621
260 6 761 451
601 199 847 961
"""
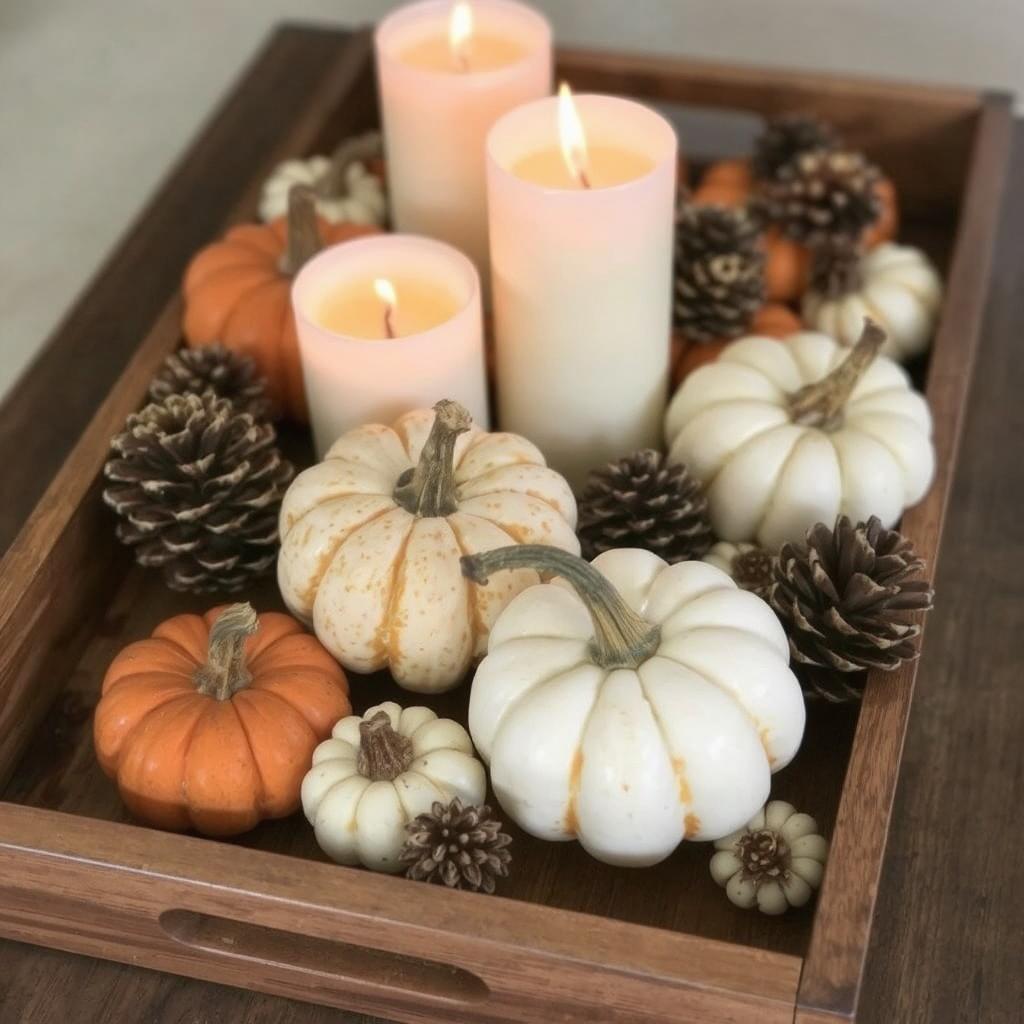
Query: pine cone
103 393 294 592
704 541 776 601
771 515 934 677
758 149 882 247
752 114 840 182
400 798 512 894
795 664 869 704
149 344 271 420
579 450 713 564
674 204 765 343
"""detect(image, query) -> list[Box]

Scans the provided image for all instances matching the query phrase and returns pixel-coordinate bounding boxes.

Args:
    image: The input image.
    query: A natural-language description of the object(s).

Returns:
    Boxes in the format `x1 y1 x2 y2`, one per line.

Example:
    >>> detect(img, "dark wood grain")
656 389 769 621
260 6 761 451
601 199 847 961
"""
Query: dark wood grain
0 24 1020 1024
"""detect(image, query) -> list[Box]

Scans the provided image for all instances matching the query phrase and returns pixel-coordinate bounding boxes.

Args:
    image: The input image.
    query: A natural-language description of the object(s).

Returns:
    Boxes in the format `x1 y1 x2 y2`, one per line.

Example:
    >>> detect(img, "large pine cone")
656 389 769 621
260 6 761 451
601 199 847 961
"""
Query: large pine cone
757 149 881 247
771 515 934 676
578 449 713 564
149 344 271 420
103 393 294 592
752 113 840 182
674 204 766 343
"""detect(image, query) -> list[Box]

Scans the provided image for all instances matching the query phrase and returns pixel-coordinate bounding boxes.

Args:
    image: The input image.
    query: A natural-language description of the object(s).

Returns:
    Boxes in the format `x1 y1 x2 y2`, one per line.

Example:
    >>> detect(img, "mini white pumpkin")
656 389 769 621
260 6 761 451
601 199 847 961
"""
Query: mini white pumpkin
259 133 388 226
301 702 486 872
462 544 805 867
665 321 935 551
710 799 829 915
802 242 942 362
277 400 579 692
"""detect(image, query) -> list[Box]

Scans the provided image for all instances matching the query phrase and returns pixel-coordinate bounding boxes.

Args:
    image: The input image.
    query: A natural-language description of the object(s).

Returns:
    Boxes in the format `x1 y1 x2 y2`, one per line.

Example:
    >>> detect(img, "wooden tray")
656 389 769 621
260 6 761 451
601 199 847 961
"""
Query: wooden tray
0 26 1012 1024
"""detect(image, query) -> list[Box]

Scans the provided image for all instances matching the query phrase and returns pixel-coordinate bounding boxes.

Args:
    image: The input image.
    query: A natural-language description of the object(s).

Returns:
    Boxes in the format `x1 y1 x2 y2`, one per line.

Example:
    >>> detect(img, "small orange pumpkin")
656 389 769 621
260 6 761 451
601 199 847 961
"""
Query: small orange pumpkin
94 603 351 836
671 303 802 388
183 186 379 422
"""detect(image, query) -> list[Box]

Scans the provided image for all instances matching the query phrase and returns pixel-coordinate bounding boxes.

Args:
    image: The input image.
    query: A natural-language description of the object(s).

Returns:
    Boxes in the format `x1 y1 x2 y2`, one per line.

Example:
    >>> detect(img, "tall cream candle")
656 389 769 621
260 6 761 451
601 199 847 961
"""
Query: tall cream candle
487 90 678 490
292 234 488 457
375 0 552 294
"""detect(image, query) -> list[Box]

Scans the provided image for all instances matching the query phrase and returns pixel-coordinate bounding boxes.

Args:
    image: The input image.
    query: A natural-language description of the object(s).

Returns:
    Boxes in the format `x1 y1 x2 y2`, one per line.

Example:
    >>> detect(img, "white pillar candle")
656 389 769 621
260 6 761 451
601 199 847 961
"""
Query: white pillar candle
375 0 552 293
487 90 678 491
292 234 489 456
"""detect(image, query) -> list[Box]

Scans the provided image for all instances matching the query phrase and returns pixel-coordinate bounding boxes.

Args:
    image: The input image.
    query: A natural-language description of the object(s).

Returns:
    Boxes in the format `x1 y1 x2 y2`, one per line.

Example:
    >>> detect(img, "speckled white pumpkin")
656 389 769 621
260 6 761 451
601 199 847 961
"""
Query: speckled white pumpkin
462 545 805 867
665 325 935 551
277 401 579 692
803 242 942 362
301 702 485 872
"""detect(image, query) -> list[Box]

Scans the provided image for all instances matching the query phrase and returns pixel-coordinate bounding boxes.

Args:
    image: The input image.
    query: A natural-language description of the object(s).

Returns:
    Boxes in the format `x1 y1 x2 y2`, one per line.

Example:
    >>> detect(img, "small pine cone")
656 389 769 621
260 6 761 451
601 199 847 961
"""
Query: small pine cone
758 149 882 247
752 114 840 182
579 450 713 564
674 204 765 343
103 393 294 593
771 515 934 677
400 798 512 894
703 541 776 601
149 344 272 420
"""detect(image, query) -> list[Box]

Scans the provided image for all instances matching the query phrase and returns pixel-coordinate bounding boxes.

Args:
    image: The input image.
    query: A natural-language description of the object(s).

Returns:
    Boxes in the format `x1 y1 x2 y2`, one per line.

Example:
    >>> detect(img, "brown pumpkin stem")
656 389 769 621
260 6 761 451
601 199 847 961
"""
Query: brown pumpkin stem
356 711 414 781
193 603 259 701
393 399 472 518
280 185 322 276
461 545 662 670
788 318 887 430
316 132 383 198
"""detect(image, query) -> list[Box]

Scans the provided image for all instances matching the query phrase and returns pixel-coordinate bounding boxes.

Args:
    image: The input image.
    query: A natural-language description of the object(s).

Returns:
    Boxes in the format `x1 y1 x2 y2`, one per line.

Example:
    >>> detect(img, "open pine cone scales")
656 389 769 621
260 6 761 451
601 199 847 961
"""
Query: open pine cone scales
771 515 934 674
148 344 271 420
103 393 294 592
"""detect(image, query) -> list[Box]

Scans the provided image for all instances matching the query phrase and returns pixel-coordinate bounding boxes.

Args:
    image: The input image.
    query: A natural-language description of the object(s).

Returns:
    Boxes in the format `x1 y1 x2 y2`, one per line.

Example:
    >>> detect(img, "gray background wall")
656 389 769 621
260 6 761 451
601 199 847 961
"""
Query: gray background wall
1 0 1020 401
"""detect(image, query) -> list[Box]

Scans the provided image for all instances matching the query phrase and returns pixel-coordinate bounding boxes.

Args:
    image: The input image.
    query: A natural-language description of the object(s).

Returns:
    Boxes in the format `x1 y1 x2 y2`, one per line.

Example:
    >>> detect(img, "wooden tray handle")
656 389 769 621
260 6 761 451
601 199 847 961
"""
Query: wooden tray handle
159 908 489 1007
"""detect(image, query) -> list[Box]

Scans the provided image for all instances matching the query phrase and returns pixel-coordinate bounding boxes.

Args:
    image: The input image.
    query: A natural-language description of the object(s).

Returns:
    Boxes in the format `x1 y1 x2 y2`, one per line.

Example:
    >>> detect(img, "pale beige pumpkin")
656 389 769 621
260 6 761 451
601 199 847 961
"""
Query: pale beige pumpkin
277 400 579 692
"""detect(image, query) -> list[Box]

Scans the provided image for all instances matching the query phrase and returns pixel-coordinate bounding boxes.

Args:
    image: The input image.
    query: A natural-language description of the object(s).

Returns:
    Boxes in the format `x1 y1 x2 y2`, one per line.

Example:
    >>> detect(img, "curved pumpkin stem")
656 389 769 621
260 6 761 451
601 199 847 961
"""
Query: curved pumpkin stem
356 711 414 782
788 318 886 430
316 131 383 199
393 399 472 518
194 603 259 701
461 545 662 670
280 185 322 276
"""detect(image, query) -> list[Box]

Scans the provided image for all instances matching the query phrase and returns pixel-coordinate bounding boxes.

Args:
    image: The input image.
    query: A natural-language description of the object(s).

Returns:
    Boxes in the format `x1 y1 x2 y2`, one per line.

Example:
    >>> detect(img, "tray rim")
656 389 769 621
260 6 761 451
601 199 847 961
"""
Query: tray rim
0 24 1014 1024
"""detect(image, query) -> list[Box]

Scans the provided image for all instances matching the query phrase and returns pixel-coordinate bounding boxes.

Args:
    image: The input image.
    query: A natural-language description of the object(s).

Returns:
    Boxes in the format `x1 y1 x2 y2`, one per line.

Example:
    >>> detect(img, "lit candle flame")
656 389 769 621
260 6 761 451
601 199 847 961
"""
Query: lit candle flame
374 277 398 338
558 82 591 189
449 1 473 71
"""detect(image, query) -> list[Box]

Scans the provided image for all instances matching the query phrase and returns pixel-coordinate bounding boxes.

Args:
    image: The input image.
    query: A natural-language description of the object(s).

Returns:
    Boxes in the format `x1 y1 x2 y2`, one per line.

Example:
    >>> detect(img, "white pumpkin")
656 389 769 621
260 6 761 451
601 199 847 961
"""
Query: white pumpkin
301 702 486 872
462 544 805 867
277 400 579 692
710 799 829 915
665 322 935 551
259 133 388 226
803 242 942 362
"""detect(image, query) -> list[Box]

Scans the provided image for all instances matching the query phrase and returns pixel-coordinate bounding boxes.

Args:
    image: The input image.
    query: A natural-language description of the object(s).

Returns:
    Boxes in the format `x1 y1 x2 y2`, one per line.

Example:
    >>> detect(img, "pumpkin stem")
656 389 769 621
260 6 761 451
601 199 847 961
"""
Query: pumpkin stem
356 710 414 782
280 185 322 276
316 131 383 199
393 399 472 518
193 603 259 701
461 545 662 670
788 318 887 430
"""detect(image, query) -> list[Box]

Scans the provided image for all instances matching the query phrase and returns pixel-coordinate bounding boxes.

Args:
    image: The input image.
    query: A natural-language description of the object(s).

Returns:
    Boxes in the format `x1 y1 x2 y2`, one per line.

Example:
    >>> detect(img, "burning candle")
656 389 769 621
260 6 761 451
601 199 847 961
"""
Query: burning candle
487 86 678 489
376 0 552 295
292 234 489 456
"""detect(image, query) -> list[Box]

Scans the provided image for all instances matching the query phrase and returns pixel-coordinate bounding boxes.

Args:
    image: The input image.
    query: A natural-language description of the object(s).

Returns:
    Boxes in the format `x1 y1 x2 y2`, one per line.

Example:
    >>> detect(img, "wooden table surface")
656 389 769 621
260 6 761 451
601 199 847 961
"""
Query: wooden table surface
1 26 1022 1024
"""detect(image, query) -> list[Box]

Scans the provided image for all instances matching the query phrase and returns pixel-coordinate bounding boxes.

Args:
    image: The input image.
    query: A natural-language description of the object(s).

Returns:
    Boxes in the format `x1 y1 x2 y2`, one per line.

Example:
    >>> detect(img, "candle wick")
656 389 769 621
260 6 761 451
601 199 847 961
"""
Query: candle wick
384 305 396 339
578 168 592 189
456 50 469 71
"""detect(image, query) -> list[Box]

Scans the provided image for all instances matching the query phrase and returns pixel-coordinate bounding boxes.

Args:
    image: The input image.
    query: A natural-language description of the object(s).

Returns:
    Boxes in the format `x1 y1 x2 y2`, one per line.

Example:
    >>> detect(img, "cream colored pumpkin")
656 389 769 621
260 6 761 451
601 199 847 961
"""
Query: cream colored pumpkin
665 322 934 551
710 799 829 915
259 133 387 227
301 702 485 872
462 545 805 867
803 242 942 362
277 400 579 692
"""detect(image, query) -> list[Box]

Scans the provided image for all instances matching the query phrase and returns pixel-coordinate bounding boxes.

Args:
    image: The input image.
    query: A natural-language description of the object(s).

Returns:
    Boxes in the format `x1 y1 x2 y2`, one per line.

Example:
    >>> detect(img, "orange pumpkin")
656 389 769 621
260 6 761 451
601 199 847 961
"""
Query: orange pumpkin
671 303 802 388
691 159 897 303
94 603 351 836
183 186 379 422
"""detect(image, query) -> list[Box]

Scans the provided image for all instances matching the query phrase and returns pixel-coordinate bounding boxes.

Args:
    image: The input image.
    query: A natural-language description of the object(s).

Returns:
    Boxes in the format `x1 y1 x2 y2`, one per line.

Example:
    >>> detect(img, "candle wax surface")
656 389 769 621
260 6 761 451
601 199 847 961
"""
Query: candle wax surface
513 145 655 189
400 33 527 72
315 274 461 340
